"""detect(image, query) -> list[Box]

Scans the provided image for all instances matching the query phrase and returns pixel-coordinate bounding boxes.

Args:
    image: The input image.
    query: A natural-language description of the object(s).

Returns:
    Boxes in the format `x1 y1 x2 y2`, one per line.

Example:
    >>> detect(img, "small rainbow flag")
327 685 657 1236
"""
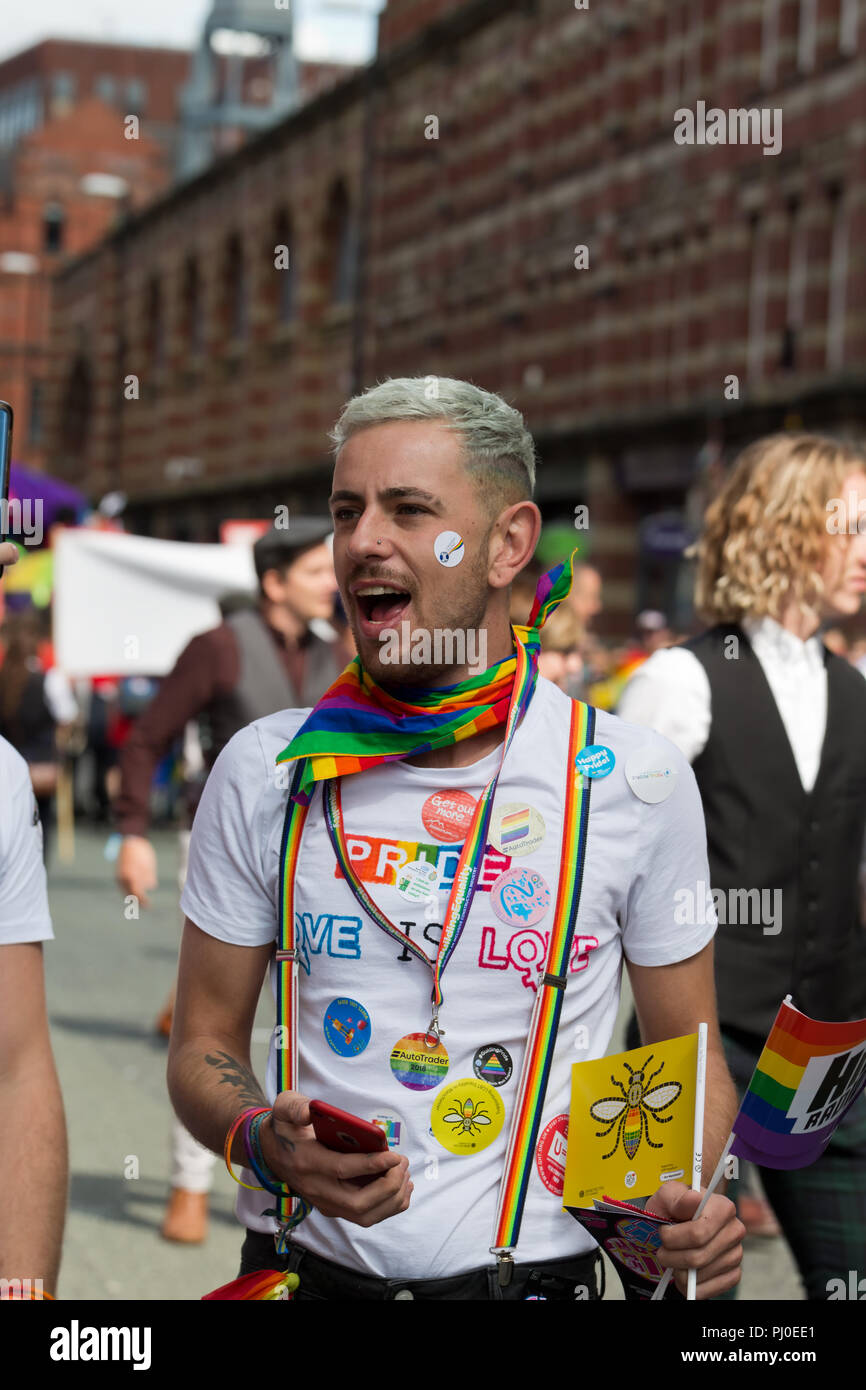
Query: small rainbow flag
729 999 866 1171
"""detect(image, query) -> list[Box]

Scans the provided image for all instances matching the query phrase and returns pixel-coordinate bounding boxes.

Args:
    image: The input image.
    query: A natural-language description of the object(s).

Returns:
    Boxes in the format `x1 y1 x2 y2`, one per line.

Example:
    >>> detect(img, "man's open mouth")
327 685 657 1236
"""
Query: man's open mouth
355 586 412 626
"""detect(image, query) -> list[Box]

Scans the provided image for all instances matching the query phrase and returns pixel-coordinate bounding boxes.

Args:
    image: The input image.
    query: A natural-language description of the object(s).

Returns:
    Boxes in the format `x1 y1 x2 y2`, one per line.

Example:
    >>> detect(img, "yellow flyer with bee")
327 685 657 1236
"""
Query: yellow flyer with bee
562 1032 698 1207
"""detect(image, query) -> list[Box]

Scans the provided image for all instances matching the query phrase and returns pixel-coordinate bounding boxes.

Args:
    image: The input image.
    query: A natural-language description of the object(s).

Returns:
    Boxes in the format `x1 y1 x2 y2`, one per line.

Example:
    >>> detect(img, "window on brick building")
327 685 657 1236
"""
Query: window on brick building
60 356 92 467
224 234 248 340
324 181 357 304
29 380 43 446
181 257 204 355
747 213 769 382
761 0 781 88
827 187 848 370
782 198 807 370
798 0 817 71
95 74 117 105
272 208 295 322
126 78 148 113
146 278 166 370
840 0 859 53
51 71 77 104
43 202 65 254
663 3 684 111
683 0 703 96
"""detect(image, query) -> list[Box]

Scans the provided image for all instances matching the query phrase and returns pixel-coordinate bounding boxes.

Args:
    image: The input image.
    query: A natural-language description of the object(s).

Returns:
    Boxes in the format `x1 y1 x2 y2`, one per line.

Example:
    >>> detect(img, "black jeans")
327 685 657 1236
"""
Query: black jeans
238 1228 603 1301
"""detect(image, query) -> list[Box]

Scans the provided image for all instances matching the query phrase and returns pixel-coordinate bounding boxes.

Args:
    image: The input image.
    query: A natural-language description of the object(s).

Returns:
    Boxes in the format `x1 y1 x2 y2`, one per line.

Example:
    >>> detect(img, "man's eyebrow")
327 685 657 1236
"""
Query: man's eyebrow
329 487 444 505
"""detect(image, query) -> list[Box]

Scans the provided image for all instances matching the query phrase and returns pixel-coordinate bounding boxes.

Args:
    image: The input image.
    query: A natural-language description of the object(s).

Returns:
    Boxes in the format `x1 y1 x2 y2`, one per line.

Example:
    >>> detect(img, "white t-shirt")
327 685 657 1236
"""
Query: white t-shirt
0 738 53 945
181 676 715 1278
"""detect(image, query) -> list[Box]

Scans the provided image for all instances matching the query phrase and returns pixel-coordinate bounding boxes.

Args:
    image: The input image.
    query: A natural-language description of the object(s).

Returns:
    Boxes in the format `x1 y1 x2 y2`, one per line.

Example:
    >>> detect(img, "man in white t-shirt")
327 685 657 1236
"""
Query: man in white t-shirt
169 379 744 1300
0 543 68 1298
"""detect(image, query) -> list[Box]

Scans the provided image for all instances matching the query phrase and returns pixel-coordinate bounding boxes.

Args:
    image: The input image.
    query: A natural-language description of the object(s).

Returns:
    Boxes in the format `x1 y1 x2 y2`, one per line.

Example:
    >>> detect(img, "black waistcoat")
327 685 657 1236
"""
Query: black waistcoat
687 624 866 1042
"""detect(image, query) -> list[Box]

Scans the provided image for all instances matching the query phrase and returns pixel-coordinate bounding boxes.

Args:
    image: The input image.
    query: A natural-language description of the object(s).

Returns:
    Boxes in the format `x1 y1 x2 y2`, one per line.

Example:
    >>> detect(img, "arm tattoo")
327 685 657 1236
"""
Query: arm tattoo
205 1050 267 1109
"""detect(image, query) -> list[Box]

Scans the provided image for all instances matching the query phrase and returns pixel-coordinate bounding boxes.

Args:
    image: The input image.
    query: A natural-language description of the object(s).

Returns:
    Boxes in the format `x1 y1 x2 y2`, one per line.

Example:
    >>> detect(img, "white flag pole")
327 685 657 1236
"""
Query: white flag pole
650 1023 733 1301
686 1022 708 1300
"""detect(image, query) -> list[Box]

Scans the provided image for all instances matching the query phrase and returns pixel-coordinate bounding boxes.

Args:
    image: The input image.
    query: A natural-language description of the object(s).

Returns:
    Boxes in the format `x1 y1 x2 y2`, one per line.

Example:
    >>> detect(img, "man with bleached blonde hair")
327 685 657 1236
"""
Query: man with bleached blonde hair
619 432 866 1300
169 376 745 1300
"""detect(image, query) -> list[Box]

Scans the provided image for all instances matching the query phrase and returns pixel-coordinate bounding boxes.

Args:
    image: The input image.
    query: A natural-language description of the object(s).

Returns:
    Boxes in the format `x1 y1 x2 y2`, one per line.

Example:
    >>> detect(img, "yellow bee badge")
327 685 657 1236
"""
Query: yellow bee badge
431 1078 505 1155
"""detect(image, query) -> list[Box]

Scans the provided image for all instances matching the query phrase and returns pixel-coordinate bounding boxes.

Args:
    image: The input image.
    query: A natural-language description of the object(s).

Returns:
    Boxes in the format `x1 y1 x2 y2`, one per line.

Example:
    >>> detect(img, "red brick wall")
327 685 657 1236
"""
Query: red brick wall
378 0 473 51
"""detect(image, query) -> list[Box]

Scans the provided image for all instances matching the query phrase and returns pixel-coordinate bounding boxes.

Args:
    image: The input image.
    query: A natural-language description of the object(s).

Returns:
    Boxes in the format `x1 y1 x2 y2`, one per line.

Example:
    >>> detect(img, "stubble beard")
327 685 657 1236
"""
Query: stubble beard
352 552 493 688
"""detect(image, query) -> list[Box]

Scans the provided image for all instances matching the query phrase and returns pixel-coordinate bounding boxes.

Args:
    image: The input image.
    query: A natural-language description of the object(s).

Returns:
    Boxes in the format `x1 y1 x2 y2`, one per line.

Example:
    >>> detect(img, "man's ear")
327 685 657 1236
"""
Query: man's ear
488 501 542 591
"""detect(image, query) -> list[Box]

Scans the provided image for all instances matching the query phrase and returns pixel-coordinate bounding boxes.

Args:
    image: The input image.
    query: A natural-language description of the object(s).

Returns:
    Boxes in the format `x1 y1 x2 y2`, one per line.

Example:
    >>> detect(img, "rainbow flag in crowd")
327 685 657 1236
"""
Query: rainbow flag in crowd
729 999 866 1170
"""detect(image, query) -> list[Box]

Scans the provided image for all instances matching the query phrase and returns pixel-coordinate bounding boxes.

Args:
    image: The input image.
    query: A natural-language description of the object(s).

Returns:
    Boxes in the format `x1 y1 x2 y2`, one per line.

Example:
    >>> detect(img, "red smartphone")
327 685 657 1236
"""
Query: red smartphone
0 402 12 580
309 1099 390 1187
309 1099 390 1157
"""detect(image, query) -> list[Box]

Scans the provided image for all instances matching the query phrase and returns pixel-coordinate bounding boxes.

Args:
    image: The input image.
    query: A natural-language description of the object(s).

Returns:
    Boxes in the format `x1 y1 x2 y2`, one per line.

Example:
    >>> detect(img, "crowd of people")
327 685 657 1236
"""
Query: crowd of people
1 376 864 1307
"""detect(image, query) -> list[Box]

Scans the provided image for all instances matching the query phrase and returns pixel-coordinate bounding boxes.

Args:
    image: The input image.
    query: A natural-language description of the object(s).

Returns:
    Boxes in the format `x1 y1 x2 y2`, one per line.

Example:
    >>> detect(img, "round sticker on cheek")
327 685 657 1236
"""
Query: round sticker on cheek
431 1078 505 1155
434 531 464 567
390 1031 450 1091
323 998 371 1058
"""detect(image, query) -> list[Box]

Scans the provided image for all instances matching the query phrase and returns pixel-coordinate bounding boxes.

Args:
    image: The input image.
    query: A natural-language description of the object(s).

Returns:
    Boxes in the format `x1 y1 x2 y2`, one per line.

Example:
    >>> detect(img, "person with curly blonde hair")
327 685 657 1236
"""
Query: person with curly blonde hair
619 432 866 1300
693 433 866 630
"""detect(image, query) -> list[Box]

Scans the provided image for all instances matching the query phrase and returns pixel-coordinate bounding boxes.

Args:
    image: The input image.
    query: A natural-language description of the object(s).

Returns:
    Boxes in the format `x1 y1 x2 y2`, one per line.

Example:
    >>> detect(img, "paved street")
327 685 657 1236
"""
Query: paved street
43 826 802 1301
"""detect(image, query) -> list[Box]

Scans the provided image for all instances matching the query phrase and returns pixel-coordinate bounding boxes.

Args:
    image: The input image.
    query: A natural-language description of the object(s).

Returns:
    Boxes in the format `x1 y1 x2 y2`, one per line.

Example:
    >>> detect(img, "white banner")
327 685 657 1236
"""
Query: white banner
53 529 257 677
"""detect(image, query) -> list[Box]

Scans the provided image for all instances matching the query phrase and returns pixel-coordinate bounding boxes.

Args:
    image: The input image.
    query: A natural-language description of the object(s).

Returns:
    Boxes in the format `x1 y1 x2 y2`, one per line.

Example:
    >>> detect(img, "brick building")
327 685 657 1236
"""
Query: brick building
0 40 191 468
0 37 353 470
43 0 866 631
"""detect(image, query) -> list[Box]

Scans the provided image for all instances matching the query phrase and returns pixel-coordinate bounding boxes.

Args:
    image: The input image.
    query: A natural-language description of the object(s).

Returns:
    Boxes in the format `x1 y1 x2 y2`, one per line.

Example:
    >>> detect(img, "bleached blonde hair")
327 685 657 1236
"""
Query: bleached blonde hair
330 376 536 499
694 433 866 624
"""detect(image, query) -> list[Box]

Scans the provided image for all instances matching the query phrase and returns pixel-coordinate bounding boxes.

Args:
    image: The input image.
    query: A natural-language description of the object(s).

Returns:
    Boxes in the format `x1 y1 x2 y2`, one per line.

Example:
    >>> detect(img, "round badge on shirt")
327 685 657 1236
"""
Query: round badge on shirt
489 802 546 857
370 1110 407 1150
535 1113 569 1195
323 998 371 1058
390 1031 450 1091
421 789 477 843
490 867 551 927
624 747 679 804
431 1077 505 1155
574 744 615 779
472 1043 513 1087
394 858 439 903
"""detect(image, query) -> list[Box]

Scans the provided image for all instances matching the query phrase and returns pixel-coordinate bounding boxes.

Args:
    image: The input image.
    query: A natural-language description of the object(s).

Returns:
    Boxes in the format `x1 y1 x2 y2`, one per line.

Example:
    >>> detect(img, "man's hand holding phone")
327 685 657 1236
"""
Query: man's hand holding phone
260 1091 413 1228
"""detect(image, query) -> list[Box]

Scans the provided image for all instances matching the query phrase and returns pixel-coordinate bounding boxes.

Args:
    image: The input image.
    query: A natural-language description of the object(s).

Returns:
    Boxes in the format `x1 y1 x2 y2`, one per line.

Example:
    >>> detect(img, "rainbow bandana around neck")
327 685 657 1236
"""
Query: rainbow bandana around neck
275 550 578 800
